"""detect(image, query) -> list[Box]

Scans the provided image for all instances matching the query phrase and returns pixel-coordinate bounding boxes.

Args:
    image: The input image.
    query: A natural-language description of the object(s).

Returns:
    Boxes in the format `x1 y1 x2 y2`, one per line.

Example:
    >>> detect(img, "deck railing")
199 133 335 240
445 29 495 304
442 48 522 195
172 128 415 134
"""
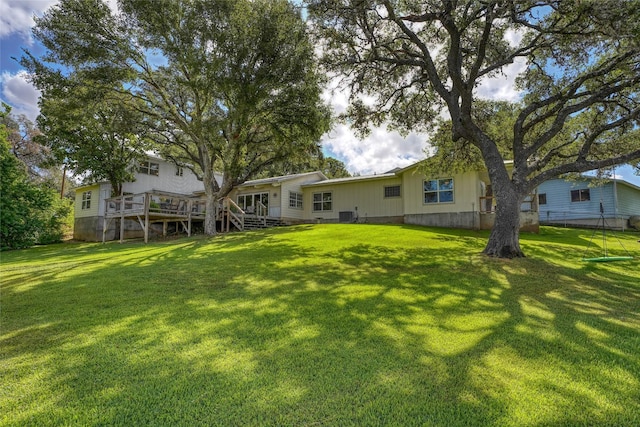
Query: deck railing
103 192 254 242
223 197 245 231
255 200 268 226
105 191 205 218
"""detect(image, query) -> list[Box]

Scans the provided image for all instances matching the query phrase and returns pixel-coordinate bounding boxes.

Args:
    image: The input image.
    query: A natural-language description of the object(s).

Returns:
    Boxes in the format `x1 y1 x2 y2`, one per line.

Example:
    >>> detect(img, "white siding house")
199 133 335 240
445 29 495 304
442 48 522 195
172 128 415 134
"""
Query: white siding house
73 156 207 241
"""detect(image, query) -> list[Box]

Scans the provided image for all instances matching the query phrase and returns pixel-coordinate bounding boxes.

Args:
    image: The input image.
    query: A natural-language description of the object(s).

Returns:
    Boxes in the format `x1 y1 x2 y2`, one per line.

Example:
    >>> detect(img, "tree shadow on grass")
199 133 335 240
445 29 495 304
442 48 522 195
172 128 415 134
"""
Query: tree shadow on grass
2 226 639 426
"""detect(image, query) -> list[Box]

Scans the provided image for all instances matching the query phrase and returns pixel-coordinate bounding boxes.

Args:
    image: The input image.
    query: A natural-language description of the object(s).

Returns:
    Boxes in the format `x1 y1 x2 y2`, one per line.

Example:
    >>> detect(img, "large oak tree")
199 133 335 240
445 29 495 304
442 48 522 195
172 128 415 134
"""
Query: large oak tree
307 0 640 257
23 0 330 234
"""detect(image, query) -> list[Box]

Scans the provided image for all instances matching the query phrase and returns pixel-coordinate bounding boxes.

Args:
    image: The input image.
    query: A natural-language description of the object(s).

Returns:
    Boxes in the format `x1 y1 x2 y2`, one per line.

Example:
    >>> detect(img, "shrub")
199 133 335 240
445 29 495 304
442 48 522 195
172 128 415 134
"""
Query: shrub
0 121 71 249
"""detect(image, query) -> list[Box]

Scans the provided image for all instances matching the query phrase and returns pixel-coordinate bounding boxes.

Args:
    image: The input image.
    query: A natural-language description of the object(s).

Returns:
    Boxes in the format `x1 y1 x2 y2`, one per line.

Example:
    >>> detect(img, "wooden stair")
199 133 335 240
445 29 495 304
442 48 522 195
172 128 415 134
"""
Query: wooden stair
243 216 287 230
219 197 287 232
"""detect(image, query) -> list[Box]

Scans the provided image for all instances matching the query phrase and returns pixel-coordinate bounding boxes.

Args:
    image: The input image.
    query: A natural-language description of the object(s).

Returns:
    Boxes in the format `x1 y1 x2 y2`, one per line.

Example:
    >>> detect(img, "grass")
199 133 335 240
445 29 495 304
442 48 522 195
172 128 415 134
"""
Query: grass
1 224 639 426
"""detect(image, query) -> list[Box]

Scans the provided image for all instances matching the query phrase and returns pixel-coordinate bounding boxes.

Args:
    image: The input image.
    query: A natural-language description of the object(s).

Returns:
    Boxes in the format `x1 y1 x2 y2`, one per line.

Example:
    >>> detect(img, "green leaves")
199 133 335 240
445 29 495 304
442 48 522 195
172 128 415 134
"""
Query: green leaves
24 0 331 226
0 107 71 249
38 87 151 196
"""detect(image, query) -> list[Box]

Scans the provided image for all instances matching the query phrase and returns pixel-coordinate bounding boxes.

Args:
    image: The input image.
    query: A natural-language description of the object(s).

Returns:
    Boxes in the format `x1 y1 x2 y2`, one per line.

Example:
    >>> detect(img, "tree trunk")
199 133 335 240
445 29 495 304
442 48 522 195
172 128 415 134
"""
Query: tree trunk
203 168 218 236
204 191 217 235
483 188 525 258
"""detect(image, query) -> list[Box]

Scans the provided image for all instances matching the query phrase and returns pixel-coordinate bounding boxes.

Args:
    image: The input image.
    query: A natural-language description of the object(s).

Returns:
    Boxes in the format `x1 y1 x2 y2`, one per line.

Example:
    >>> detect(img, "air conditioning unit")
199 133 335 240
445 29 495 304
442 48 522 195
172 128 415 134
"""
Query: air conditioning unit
339 211 354 223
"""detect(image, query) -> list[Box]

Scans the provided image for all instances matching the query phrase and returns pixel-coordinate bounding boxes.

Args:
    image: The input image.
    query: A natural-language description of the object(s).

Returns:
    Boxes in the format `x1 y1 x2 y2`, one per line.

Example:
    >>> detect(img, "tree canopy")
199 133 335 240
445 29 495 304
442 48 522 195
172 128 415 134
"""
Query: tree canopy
307 0 640 257
37 88 152 197
23 0 331 234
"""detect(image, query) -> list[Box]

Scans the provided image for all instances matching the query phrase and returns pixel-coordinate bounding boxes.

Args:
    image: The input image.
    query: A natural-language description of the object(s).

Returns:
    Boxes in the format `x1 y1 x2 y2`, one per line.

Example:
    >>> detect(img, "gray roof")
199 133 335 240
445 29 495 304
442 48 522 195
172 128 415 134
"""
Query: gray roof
239 171 327 187
302 172 398 187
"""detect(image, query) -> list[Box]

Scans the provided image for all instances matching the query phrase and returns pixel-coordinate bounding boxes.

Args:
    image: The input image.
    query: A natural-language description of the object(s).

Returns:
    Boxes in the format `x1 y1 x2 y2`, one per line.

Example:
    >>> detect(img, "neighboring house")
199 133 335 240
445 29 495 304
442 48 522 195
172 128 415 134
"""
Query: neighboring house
74 157 540 242
537 176 640 230
74 155 208 241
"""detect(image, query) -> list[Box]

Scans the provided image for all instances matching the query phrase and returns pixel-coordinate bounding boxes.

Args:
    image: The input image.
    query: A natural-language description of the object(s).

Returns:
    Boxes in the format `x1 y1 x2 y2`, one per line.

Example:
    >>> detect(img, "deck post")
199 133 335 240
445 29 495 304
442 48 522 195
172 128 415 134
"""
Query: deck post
225 198 230 233
187 199 192 237
144 192 150 243
163 220 167 237
102 216 107 244
119 194 125 243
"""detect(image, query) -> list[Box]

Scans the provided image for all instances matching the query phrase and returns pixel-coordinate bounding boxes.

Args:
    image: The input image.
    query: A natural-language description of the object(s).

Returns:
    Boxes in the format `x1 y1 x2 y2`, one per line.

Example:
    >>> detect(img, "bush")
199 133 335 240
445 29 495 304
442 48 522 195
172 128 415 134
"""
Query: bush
0 125 72 249
37 195 73 244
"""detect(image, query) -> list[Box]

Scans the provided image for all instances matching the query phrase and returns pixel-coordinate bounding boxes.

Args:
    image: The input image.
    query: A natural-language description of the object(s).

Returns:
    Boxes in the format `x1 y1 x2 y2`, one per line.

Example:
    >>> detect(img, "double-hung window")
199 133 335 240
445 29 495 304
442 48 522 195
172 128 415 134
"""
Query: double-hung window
139 161 159 176
289 191 303 209
424 178 454 204
81 191 91 210
313 192 332 212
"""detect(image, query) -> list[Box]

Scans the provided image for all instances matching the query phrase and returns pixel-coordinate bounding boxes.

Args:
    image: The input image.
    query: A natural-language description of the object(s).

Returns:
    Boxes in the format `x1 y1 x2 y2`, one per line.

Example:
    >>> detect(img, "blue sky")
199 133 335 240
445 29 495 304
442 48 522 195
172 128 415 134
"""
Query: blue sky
1 0 639 186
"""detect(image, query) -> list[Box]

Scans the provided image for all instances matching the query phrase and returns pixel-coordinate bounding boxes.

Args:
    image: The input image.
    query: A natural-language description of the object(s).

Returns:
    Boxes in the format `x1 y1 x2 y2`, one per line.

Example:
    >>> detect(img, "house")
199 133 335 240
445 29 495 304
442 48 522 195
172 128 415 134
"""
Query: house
229 171 328 224
537 176 640 230
225 161 538 231
73 155 209 241
74 157 540 242
300 162 538 232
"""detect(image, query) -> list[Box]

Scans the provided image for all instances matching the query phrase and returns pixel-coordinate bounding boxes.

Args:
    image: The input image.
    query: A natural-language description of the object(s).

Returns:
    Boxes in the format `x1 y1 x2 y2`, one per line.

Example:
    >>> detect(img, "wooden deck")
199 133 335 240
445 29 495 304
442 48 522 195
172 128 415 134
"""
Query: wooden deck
103 191 205 243
102 191 254 243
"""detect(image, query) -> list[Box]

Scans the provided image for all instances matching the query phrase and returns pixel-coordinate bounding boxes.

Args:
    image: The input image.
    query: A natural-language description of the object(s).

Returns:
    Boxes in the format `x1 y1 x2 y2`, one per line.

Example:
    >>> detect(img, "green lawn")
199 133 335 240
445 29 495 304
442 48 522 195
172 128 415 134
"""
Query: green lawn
1 224 639 426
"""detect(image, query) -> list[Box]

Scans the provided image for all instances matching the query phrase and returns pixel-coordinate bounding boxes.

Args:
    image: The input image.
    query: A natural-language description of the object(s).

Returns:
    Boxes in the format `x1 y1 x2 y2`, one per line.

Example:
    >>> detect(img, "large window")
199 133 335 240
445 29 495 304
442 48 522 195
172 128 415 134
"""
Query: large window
139 160 159 176
384 185 401 198
424 178 454 204
289 191 303 209
313 192 332 212
571 189 590 202
81 191 91 210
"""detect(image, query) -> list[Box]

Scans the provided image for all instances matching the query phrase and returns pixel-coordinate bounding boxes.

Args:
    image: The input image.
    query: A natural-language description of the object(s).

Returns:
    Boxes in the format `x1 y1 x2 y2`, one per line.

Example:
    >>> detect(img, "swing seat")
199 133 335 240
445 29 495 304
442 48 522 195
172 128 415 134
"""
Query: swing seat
582 256 634 262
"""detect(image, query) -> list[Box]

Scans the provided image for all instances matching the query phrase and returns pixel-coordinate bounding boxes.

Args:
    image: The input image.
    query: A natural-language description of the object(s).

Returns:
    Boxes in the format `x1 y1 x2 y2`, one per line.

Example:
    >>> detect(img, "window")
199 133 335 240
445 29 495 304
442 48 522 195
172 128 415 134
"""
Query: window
289 191 303 209
175 166 184 177
384 185 401 198
81 191 91 210
571 189 590 202
424 178 454 204
538 193 547 205
237 194 252 210
313 192 332 212
237 192 269 213
139 160 159 176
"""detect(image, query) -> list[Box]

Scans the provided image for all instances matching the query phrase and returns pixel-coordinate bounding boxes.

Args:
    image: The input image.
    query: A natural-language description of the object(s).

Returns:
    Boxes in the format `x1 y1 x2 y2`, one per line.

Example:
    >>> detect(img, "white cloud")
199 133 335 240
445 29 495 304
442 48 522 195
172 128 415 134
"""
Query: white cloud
475 56 527 102
321 75 432 175
505 28 525 47
1 70 41 121
322 123 428 175
0 0 58 42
